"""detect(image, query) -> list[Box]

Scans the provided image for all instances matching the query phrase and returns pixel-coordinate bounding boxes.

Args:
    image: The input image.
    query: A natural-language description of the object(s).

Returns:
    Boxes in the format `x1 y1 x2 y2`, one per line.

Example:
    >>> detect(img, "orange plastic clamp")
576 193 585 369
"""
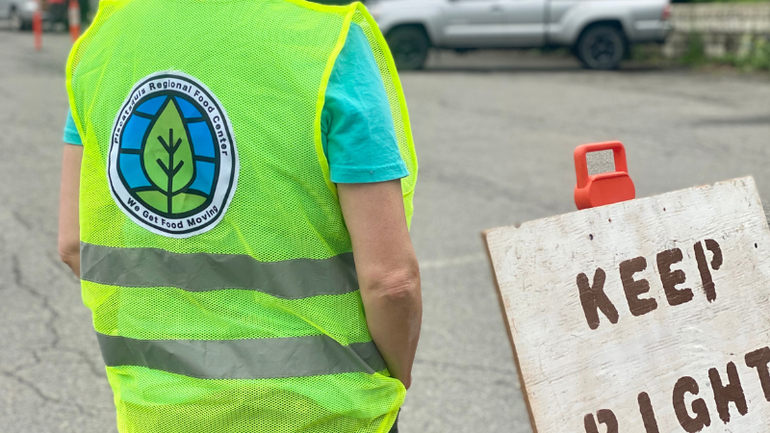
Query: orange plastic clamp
574 141 635 210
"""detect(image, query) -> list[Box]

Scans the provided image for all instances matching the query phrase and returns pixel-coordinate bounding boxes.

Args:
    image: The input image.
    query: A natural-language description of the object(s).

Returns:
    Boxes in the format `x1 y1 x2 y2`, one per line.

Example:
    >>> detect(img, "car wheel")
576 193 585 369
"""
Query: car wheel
386 27 430 71
576 25 626 70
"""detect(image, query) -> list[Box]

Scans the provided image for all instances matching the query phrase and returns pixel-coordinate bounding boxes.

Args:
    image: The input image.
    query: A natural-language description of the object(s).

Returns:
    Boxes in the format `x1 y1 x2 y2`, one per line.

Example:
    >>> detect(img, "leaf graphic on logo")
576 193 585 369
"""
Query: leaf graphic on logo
143 99 195 214
173 192 208 214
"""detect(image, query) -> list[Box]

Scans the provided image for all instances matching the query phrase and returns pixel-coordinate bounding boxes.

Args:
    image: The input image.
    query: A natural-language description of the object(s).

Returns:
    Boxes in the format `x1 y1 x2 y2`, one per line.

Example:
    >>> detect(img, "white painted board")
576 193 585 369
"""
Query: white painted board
484 177 770 433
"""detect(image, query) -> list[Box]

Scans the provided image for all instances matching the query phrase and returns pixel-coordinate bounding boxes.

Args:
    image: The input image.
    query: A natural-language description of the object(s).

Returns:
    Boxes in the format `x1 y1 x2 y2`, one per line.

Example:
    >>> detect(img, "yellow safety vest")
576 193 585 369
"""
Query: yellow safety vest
66 0 418 431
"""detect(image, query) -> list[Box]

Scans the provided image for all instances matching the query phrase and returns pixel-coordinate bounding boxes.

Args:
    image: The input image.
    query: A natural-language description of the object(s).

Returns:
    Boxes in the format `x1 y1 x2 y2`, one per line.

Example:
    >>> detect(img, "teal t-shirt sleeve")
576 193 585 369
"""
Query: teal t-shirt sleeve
321 24 408 184
63 110 83 145
63 23 409 184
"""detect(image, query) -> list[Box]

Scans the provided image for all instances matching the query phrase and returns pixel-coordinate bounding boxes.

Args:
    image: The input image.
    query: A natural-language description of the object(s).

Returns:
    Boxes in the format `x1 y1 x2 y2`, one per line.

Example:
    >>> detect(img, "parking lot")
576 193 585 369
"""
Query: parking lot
1 29 769 433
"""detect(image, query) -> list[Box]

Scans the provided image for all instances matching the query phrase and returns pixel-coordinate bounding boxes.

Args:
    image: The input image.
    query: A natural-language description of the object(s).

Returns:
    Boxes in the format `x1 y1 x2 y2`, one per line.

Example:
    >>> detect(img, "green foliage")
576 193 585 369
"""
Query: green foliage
750 38 770 70
715 36 770 71
142 99 205 214
681 32 707 66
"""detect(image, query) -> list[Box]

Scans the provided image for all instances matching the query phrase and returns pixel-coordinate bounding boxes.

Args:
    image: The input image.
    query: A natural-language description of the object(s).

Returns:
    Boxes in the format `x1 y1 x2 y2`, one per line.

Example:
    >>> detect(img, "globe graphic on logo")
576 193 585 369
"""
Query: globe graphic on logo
116 94 219 218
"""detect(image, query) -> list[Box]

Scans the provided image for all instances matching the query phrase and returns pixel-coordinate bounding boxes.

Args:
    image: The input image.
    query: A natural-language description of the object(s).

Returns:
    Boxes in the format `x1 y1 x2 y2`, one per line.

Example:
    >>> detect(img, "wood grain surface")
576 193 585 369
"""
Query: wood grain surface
485 177 770 433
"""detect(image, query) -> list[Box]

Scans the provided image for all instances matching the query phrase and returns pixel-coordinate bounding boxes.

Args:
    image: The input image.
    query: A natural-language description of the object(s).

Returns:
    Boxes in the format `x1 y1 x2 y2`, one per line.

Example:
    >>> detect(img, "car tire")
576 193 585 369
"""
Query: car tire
386 27 430 71
575 25 626 70
8 8 31 31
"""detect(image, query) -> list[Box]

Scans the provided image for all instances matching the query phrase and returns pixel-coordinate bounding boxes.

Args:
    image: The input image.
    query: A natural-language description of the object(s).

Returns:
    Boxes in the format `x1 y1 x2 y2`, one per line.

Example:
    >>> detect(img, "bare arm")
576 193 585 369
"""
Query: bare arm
58 144 83 277
338 180 422 389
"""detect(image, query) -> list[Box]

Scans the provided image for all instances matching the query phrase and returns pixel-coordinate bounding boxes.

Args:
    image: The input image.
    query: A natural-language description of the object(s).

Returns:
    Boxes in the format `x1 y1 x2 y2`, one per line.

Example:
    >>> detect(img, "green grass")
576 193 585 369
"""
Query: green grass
680 33 708 66
630 33 770 73
679 32 770 71
716 38 770 71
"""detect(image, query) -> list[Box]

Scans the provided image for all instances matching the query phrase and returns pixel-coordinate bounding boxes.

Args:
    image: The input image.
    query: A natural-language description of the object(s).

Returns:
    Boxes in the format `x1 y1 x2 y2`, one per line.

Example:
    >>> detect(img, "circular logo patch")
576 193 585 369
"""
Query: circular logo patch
108 72 238 238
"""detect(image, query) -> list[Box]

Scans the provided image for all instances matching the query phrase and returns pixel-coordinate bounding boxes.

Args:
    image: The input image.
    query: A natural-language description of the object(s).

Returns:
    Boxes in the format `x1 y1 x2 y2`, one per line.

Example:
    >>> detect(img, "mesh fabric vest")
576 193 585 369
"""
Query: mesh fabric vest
66 0 418 431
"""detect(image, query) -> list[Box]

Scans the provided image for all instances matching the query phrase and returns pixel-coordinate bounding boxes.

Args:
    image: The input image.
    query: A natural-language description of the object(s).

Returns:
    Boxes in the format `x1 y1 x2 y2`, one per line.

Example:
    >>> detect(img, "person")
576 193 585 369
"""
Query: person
57 0 421 432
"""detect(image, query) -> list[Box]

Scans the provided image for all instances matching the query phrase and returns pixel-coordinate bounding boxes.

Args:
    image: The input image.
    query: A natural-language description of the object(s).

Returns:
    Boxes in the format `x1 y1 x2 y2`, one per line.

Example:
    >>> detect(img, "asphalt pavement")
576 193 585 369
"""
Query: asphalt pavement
1 29 769 433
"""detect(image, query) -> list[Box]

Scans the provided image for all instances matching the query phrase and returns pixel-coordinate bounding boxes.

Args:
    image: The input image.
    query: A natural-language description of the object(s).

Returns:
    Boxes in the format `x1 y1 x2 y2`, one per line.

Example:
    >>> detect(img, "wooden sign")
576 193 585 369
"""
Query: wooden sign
484 177 770 433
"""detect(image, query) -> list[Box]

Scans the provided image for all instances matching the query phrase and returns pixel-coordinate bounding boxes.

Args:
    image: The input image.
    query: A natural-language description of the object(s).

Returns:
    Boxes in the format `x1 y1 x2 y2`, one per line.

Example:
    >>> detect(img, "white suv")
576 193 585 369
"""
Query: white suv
367 0 673 70
0 0 38 30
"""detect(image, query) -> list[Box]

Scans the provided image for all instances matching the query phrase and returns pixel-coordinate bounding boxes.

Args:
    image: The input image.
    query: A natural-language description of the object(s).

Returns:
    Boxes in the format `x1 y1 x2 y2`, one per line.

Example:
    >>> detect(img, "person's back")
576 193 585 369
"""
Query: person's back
59 0 420 431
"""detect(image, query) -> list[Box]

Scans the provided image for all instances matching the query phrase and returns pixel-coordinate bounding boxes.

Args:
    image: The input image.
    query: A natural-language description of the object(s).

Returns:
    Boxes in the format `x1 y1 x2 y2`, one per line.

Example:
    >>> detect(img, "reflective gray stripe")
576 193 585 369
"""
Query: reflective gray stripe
80 242 358 299
97 333 386 380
